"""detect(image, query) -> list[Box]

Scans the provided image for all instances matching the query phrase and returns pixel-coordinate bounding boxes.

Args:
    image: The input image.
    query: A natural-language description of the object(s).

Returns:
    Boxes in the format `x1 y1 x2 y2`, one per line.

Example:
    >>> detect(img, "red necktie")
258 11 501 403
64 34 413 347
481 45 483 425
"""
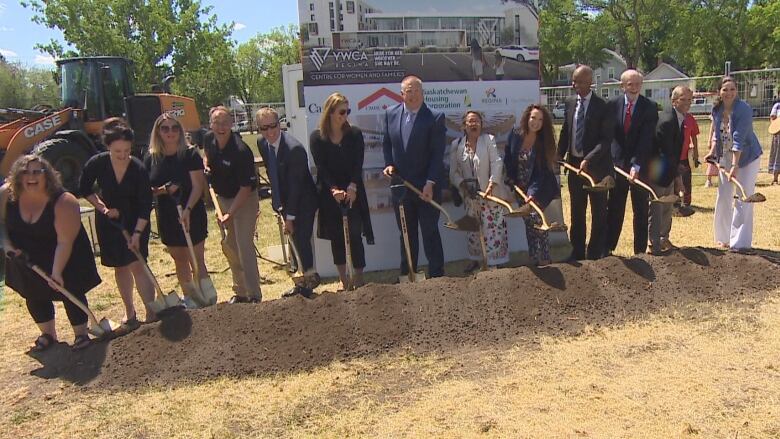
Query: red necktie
624 100 633 135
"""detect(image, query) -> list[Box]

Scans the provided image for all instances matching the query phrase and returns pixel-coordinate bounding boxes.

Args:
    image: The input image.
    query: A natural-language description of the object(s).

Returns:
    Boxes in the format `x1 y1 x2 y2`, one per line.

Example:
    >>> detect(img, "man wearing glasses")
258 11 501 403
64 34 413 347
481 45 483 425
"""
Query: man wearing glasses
204 106 262 303
256 107 320 298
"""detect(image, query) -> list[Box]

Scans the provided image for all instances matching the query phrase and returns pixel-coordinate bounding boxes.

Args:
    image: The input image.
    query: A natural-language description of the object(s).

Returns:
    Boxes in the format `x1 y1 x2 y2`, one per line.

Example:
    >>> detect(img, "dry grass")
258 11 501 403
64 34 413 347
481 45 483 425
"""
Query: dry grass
0 132 779 438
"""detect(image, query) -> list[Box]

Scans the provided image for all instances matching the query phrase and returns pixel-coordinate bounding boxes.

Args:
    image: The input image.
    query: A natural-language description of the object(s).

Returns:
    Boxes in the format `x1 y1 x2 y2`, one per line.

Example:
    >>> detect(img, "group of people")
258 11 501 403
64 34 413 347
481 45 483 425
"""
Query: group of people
2 69 766 352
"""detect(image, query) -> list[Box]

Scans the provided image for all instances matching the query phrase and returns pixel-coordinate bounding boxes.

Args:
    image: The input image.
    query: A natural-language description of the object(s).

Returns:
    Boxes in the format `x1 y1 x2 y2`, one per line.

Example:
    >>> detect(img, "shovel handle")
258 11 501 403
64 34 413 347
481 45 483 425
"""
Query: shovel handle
285 231 306 279
400 179 455 223
513 185 554 229
398 204 416 283
341 205 355 290
176 204 204 294
478 191 514 212
14 254 102 331
613 166 661 200
559 161 597 187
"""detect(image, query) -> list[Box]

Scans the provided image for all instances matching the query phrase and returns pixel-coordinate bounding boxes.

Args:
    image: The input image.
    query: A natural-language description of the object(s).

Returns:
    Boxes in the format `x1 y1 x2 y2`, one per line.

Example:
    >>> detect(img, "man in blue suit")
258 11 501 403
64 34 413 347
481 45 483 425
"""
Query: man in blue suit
382 75 446 278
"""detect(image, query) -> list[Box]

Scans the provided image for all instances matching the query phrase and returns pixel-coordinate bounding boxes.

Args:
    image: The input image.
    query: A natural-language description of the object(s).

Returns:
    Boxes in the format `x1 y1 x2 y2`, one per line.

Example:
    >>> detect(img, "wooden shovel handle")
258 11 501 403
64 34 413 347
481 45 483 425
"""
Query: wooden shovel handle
558 161 597 187
400 179 455 223
613 166 660 200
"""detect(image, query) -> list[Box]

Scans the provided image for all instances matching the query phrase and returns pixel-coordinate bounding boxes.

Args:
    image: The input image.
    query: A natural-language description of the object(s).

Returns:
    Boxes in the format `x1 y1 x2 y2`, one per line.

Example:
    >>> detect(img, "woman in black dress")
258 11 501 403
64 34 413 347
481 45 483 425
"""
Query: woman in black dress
2 155 101 351
78 118 155 328
310 92 374 290
144 113 213 307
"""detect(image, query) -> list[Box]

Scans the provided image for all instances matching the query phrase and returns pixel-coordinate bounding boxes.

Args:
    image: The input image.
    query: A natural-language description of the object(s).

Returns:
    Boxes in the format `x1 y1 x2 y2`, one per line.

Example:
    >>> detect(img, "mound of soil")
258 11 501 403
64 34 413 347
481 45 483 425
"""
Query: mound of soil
86 248 779 389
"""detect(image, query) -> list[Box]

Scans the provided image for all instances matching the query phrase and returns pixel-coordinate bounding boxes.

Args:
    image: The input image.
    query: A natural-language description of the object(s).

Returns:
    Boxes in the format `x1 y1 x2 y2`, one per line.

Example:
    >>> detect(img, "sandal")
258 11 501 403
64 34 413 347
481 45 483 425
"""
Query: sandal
31 333 56 352
72 334 91 351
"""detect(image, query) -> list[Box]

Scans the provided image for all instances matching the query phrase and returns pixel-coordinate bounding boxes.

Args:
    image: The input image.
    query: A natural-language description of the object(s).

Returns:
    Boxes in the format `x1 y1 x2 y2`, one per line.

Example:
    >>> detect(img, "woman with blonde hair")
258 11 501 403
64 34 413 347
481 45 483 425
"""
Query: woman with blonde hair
310 93 374 290
144 112 215 307
450 110 509 271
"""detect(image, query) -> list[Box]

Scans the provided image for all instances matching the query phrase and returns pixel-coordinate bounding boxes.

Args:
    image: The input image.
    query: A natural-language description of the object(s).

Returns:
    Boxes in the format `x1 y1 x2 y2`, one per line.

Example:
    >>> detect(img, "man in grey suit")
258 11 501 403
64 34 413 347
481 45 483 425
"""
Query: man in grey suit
382 75 446 278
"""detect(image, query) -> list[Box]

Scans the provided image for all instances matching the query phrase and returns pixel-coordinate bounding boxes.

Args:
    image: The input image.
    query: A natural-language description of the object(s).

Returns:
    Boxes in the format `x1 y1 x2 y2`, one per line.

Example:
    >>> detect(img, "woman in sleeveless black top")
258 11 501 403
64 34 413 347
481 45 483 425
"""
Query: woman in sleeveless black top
3 155 100 351
78 118 155 327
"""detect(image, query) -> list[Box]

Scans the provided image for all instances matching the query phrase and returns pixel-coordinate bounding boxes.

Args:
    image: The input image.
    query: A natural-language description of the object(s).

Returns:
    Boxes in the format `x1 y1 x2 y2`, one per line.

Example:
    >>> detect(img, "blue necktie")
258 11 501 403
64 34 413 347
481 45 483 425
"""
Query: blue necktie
266 143 282 212
402 111 415 150
574 97 586 155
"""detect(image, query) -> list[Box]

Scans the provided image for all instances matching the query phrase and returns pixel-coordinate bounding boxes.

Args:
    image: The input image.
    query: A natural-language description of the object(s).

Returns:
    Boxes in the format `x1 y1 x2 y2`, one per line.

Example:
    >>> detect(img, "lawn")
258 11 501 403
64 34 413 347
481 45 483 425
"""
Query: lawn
0 129 778 438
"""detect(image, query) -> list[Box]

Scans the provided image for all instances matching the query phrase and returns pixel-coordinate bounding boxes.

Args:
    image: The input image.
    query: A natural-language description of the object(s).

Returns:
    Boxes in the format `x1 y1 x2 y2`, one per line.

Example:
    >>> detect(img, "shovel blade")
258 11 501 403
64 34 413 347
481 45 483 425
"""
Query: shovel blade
90 317 119 338
744 193 766 203
653 194 679 204
164 291 184 308
452 215 480 232
399 271 426 283
199 278 219 306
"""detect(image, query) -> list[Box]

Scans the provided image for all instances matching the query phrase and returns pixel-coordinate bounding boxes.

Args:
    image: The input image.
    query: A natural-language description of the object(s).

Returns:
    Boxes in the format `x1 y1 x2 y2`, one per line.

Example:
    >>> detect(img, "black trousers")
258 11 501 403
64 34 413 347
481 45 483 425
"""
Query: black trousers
293 209 316 272
606 175 649 254
393 194 444 277
26 294 89 326
328 208 366 268
567 168 607 260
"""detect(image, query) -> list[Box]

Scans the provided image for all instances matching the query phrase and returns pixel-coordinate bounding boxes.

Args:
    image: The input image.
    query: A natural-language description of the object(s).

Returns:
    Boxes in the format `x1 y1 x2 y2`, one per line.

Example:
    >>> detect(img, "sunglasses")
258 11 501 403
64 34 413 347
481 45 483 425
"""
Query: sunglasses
160 124 181 133
259 122 279 131
337 108 352 116
22 169 46 175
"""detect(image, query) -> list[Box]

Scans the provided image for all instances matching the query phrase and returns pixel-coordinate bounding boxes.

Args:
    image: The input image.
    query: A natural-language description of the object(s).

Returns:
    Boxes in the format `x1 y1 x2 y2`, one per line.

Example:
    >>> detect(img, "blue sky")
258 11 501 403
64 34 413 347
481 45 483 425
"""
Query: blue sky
0 0 299 68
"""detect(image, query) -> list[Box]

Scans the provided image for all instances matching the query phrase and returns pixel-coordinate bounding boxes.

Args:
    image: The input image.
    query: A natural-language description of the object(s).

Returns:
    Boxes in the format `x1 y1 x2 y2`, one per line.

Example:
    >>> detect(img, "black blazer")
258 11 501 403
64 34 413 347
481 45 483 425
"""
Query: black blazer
504 130 561 209
650 108 684 187
257 131 318 219
608 94 658 174
557 93 614 180
310 127 375 244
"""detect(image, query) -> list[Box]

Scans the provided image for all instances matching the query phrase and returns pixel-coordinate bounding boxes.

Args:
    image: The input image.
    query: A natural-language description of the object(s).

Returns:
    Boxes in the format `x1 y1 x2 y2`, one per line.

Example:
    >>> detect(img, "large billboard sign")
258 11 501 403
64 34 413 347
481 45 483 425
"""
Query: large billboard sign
297 0 542 274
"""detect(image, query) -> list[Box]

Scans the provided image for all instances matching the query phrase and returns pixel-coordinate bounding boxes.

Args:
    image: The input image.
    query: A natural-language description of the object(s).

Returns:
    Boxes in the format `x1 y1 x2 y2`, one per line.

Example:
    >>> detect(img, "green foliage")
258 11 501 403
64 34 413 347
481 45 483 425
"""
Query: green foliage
234 25 300 105
22 0 237 120
0 60 59 109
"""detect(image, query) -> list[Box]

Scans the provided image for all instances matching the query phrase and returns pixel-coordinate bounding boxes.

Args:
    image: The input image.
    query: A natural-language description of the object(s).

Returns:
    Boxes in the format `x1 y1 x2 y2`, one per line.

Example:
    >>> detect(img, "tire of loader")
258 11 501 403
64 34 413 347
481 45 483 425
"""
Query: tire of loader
34 138 90 192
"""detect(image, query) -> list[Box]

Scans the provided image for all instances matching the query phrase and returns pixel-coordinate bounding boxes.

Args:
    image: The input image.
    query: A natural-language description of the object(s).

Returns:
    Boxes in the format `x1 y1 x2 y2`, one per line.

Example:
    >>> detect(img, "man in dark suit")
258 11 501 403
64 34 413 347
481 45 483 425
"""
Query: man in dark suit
256 107 320 297
647 85 690 254
606 69 659 255
557 65 614 260
382 75 446 277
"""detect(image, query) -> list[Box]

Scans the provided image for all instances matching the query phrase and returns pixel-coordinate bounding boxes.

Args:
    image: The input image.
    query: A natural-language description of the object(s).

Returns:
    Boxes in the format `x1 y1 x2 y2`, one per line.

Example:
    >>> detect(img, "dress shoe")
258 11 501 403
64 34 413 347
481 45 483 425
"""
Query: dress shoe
228 295 250 304
646 244 667 255
661 240 677 252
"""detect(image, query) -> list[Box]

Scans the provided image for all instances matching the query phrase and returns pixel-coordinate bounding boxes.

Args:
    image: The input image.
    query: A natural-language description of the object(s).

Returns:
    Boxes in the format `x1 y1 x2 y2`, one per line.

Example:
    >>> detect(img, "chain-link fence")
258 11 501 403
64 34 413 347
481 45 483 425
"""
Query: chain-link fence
542 67 780 172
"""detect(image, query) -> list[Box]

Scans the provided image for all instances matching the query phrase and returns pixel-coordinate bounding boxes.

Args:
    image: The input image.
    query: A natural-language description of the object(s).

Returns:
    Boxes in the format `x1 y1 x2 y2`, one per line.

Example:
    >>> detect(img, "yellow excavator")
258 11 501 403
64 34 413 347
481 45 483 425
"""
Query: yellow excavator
0 56 201 190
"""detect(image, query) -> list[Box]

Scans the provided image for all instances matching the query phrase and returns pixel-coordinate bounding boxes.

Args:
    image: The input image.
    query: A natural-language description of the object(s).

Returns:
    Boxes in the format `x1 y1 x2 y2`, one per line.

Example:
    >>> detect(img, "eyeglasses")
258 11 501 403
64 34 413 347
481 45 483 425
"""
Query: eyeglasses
22 169 46 175
259 122 279 131
160 124 181 133
337 108 352 116
210 120 231 128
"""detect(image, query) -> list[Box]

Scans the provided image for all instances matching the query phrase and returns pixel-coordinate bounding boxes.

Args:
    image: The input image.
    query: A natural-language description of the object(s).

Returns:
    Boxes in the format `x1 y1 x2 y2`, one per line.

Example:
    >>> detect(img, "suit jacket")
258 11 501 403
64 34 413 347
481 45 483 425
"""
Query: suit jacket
257 131 318 219
609 94 658 175
711 98 763 168
383 103 446 197
557 94 614 180
650 107 684 187
505 130 561 209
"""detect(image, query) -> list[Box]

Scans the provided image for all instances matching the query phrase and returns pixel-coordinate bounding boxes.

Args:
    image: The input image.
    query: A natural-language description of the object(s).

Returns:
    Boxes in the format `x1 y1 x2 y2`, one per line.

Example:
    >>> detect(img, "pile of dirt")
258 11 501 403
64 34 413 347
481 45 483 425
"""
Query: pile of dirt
85 248 778 389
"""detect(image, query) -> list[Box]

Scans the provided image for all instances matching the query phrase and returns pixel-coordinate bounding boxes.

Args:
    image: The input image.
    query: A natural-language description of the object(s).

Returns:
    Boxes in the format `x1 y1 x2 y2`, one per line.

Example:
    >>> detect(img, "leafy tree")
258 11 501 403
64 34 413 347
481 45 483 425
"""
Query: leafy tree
0 61 59 110
22 0 237 119
235 25 300 105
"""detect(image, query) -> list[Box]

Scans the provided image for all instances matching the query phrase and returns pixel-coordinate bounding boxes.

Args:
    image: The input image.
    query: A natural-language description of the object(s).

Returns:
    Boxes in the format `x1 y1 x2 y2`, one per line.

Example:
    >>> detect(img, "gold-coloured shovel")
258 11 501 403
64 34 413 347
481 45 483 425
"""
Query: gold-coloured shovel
559 161 615 192
512 185 568 232
613 166 679 204
400 178 480 231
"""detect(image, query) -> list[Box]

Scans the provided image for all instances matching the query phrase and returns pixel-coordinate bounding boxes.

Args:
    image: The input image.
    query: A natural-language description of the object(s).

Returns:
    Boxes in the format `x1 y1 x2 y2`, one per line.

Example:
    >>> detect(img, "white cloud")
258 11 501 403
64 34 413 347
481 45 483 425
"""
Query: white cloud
0 26 13 32
34 54 56 65
233 22 246 31
0 48 18 58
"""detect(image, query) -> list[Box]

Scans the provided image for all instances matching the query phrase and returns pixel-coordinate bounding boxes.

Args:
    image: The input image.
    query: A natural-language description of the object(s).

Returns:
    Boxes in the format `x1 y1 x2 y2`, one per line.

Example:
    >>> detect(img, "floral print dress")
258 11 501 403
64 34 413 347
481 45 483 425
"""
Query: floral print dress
462 147 509 266
516 148 550 264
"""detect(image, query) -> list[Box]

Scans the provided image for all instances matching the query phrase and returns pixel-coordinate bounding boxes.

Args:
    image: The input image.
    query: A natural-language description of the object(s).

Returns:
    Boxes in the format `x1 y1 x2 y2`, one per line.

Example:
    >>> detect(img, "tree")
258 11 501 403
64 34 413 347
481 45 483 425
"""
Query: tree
22 0 238 119
234 25 300 105
0 61 59 110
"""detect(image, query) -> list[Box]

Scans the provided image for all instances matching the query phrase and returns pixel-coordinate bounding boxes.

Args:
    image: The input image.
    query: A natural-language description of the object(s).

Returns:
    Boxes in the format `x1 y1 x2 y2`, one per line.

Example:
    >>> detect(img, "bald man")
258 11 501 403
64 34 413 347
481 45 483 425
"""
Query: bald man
606 69 658 255
557 65 614 260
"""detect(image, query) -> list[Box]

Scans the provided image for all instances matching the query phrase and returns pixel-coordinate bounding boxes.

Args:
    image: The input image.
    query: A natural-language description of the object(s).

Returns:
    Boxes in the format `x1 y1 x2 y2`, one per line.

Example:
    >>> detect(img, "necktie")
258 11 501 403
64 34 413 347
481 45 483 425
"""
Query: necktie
266 143 282 212
402 111 415 150
624 99 633 135
574 97 585 155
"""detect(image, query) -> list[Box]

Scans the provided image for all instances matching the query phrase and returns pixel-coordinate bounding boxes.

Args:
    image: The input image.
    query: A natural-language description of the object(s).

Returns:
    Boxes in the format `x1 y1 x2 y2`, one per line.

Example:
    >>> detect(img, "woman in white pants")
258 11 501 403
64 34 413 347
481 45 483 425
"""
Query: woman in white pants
704 76 763 251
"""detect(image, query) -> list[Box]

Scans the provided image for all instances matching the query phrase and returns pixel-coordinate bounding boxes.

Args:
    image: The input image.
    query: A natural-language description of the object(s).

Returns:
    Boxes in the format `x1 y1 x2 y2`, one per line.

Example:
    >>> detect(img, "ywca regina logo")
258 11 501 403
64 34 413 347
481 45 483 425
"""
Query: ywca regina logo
309 48 331 71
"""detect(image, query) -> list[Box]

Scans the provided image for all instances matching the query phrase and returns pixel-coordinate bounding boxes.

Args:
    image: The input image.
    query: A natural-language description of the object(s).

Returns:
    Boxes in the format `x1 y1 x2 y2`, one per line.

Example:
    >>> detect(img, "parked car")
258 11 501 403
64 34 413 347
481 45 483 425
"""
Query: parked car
232 120 250 132
689 95 713 115
551 102 566 119
497 45 539 62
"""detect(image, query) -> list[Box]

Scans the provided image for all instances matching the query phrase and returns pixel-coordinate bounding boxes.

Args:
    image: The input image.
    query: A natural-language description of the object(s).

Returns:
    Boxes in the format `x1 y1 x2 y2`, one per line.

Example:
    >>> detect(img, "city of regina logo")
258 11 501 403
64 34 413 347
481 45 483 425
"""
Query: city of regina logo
309 48 331 71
